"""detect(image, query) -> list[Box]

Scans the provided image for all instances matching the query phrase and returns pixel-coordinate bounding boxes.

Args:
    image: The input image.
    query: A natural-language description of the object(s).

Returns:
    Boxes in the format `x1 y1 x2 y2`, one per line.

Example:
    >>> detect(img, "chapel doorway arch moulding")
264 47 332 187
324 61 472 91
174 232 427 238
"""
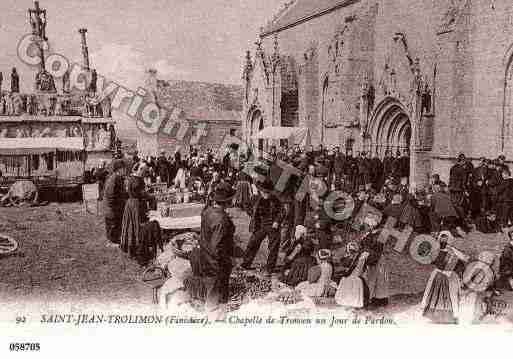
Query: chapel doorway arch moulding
366 96 412 157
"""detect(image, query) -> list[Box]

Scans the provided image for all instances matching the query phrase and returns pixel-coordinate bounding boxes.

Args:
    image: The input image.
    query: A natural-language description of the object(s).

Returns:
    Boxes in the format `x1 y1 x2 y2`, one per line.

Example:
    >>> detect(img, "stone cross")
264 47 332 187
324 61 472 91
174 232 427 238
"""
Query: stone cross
28 1 47 71
79 28 90 71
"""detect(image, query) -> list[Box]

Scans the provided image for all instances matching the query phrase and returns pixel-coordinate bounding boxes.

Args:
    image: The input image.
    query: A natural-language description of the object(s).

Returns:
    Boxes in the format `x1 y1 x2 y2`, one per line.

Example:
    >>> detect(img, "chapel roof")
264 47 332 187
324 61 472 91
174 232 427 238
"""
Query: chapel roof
261 0 360 37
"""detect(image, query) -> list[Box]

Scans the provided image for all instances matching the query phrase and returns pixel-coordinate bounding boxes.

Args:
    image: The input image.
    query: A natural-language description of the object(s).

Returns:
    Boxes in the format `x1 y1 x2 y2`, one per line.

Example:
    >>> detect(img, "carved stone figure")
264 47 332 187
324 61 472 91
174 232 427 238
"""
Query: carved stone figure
379 64 390 96
85 127 94 150
41 12 47 41
16 128 28 138
0 95 6 115
0 128 8 138
6 95 14 115
54 97 62 115
411 58 422 94
29 12 38 35
26 95 36 115
35 70 56 93
69 125 81 138
40 127 51 137
421 82 432 115
31 128 42 137
109 124 116 149
96 126 110 150
55 128 67 138
62 69 70 93
11 68 19 93
12 94 23 115
101 97 111 117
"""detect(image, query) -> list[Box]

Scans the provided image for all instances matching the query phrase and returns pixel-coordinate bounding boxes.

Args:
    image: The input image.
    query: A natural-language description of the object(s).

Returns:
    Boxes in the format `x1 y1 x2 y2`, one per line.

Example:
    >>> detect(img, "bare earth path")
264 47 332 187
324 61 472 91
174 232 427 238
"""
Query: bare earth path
0 202 511 325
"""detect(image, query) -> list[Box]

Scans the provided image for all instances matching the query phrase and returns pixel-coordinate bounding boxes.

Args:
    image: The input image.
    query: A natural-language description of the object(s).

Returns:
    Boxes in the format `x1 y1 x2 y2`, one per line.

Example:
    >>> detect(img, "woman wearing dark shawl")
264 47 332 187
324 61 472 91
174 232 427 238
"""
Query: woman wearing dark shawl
280 225 317 287
120 173 159 264
234 164 253 215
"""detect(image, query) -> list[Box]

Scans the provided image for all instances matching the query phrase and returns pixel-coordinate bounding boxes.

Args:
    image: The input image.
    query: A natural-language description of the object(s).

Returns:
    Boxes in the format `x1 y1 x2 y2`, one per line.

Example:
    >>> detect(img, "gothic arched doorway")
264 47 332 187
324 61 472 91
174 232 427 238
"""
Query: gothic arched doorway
249 109 264 153
368 98 411 157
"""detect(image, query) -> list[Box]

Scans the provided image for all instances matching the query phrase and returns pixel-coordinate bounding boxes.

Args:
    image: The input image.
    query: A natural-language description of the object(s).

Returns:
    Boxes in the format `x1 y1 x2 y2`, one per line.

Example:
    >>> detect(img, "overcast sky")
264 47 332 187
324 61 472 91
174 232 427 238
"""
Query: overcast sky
0 0 283 92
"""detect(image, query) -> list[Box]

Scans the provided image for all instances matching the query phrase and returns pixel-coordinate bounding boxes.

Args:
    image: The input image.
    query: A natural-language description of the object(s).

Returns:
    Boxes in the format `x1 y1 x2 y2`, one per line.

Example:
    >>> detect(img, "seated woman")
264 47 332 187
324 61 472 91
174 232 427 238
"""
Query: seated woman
280 225 317 287
334 241 370 308
334 212 386 308
475 211 501 234
296 249 335 298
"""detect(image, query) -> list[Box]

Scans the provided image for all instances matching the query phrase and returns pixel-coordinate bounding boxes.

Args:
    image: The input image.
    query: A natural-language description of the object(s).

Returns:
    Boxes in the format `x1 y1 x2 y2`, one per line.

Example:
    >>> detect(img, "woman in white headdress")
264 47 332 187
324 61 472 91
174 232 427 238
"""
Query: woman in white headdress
421 231 468 323
296 249 335 298
335 240 370 308
362 213 390 307
174 161 187 191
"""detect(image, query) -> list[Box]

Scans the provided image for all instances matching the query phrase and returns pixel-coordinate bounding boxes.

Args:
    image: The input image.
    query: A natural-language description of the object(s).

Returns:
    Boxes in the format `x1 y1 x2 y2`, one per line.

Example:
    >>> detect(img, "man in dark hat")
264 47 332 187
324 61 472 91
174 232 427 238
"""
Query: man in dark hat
103 159 127 246
370 150 384 193
343 148 358 194
331 146 345 191
383 149 395 182
474 210 500 234
391 149 402 181
471 157 489 217
193 182 236 311
397 149 410 184
156 150 170 185
242 178 284 275
449 153 471 217
357 151 372 190
497 155 509 174
497 168 513 227
487 159 503 214
429 182 460 233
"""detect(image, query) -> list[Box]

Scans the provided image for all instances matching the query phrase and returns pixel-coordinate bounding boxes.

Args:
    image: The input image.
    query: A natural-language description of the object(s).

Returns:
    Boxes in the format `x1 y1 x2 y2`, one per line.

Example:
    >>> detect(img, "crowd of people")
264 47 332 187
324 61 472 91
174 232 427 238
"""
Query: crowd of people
93 142 513 321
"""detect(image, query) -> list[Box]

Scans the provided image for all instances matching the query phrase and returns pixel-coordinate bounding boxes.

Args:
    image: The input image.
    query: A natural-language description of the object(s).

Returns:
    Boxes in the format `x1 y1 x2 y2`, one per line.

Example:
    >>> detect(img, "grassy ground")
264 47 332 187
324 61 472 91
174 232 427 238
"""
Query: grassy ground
0 202 511 325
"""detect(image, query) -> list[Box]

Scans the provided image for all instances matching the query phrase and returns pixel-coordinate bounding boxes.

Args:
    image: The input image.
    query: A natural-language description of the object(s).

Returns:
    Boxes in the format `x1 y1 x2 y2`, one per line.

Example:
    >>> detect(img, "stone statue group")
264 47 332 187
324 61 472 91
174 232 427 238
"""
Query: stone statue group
0 68 20 94
0 66 112 118
0 92 72 117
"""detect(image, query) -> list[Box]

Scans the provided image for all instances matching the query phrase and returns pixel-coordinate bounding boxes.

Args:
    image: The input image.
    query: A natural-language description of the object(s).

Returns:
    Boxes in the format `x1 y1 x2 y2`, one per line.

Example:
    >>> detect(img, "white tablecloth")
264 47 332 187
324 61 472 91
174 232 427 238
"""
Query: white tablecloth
150 215 201 230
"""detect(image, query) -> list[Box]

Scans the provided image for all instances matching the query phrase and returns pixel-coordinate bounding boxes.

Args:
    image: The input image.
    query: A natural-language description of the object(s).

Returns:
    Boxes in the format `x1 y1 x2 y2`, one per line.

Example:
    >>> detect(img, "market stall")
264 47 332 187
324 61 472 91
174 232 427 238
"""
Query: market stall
0 137 85 192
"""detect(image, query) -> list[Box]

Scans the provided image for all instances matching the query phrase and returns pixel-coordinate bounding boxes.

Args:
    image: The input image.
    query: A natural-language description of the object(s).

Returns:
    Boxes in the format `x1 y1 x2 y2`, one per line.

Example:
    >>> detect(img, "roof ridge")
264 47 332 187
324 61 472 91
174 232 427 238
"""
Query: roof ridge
262 0 298 36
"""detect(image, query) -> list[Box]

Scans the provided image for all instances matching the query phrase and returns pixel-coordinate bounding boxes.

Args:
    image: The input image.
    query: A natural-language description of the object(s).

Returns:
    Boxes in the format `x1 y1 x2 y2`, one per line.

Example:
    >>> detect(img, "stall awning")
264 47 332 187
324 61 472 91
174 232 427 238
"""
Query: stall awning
251 126 310 147
0 137 84 155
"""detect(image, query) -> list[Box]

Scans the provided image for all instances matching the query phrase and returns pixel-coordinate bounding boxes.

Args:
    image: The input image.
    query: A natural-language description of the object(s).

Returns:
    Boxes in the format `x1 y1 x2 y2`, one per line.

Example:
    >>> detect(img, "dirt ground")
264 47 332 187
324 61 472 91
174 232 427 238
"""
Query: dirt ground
0 201 511 325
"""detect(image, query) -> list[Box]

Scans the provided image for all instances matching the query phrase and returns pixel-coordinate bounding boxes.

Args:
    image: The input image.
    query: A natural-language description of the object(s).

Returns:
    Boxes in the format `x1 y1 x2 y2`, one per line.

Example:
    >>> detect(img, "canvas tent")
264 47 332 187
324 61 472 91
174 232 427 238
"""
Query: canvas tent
251 126 310 148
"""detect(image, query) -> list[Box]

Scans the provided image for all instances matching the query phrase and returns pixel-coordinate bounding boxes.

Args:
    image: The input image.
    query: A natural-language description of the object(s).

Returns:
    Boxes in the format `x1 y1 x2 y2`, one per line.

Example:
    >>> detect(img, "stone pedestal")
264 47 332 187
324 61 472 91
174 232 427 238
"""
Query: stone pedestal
410 149 431 191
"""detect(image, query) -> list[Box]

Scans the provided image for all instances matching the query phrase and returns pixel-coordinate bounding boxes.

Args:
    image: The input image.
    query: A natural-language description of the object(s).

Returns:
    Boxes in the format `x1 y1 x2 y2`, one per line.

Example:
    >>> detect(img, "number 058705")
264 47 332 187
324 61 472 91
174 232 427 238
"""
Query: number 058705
9 343 40 351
